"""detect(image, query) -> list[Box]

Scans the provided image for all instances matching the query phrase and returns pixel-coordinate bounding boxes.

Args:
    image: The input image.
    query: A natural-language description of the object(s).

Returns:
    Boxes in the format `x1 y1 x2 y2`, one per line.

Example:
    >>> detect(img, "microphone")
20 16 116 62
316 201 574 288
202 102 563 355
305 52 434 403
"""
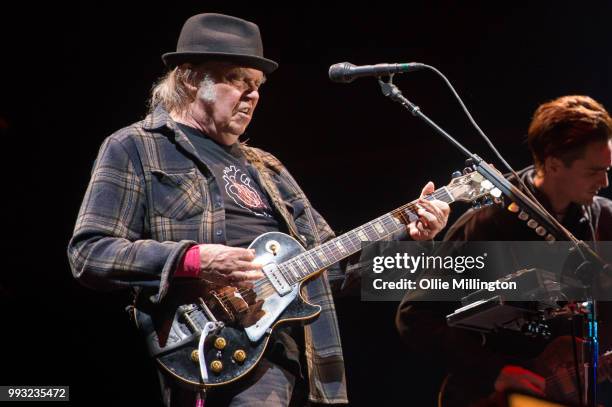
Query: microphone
328 62 425 83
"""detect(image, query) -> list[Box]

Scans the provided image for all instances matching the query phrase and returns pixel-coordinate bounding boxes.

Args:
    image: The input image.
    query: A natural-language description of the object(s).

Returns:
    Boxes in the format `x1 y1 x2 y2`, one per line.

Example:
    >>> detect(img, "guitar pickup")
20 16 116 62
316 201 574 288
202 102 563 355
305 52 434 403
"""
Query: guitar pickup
262 263 292 296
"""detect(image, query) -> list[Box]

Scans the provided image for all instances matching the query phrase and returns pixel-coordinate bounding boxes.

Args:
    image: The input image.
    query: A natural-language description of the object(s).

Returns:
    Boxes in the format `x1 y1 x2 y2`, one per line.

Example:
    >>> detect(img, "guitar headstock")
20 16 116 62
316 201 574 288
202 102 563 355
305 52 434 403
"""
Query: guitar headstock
446 170 502 207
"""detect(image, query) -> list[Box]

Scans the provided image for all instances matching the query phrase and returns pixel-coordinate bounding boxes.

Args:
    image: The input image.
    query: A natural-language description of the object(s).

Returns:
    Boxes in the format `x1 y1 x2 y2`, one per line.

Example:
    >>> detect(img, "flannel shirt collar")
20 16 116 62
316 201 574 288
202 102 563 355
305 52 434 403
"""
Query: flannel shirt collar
143 105 265 171
143 105 202 161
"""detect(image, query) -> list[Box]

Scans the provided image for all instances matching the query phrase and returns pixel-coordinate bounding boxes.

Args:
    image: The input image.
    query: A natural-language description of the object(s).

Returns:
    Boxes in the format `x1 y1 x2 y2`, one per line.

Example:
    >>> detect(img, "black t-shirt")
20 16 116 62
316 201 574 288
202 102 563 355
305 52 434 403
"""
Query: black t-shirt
177 123 303 378
178 123 280 248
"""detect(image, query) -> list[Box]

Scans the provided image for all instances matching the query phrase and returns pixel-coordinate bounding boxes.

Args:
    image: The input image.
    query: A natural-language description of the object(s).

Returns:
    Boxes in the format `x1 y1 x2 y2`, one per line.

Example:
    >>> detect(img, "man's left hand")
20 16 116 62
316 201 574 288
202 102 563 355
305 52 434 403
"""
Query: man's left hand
408 181 450 241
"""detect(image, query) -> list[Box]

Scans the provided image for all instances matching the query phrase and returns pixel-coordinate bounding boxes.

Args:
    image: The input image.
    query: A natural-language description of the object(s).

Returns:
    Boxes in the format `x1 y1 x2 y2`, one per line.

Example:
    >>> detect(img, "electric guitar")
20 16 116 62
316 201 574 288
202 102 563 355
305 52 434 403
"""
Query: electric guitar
132 171 499 389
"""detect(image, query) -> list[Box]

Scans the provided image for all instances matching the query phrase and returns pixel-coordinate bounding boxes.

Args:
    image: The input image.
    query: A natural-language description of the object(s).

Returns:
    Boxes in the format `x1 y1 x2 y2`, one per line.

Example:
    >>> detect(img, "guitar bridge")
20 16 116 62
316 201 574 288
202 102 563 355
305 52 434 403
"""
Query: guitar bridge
208 291 236 322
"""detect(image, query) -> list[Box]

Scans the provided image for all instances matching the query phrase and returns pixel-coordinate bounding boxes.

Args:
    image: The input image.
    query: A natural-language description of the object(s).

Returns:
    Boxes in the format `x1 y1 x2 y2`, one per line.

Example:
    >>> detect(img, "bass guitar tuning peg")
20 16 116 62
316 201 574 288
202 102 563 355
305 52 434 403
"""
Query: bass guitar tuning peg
451 171 462 179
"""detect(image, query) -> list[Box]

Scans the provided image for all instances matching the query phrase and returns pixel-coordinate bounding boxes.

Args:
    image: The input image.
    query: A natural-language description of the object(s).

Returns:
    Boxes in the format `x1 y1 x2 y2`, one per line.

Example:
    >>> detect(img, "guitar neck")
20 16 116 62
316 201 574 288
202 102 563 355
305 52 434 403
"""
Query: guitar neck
277 187 456 284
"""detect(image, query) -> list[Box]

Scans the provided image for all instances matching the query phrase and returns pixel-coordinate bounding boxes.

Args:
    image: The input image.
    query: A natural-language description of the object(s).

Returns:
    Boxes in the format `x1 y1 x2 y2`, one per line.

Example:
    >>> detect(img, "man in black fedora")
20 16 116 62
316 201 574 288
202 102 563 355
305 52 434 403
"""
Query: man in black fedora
68 13 450 406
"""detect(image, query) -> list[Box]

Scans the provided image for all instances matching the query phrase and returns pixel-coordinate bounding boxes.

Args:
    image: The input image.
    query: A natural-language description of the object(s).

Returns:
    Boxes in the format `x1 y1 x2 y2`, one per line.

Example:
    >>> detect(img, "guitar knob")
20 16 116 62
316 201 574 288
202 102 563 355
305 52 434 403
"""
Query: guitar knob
214 337 227 350
518 211 529 221
545 234 556 243
535 226 547 236
190 350 199 363
451 171 462 179
527 219 538 229
265 240 281 255
233 349 247 363
210 360 223 373
462 167 474 175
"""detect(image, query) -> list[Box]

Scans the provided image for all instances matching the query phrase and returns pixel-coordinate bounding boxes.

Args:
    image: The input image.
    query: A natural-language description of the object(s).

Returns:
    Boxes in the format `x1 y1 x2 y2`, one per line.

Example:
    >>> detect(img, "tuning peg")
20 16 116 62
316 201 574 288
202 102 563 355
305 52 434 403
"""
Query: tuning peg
527 219 538 229
451 171 462 179
518 211 529 221
535 226 547 236
463 167 474 175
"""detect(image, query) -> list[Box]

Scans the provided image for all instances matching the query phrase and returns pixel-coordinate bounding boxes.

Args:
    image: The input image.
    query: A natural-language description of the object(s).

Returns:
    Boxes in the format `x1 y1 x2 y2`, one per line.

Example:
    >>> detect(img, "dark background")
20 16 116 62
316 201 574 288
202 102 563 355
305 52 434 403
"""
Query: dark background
1 1 611 406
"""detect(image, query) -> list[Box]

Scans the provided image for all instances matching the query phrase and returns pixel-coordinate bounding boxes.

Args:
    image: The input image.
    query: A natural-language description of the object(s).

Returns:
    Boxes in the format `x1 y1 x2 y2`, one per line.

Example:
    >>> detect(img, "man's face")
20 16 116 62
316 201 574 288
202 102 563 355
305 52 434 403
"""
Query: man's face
197 64 265 145
551 140 612 205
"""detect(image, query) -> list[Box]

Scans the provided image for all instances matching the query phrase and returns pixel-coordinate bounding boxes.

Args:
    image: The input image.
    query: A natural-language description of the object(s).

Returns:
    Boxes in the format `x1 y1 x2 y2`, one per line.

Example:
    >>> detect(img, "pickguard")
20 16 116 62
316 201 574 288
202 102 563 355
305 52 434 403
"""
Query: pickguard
244 284 299 342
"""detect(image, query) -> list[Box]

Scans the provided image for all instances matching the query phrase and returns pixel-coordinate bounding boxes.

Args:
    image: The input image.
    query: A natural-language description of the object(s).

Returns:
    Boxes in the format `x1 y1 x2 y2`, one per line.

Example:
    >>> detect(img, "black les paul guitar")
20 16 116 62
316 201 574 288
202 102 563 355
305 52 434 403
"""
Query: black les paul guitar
132 171 499 389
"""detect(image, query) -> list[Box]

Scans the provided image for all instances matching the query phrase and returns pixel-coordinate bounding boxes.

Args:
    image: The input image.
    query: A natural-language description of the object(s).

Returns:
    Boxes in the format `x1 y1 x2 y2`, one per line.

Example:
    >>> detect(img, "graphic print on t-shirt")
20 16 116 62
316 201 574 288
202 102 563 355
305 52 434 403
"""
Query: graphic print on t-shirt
223 165 271 217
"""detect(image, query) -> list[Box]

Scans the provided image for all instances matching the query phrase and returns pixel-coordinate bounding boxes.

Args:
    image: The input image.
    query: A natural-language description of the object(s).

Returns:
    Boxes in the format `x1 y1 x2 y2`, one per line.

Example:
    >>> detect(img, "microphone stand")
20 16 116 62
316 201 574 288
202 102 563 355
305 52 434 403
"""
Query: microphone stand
377 76 606 406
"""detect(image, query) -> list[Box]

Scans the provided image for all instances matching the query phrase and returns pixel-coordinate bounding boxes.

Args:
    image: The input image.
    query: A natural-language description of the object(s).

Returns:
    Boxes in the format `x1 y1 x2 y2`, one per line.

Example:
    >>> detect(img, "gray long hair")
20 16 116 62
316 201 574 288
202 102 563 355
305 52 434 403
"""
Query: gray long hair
149 65 215 114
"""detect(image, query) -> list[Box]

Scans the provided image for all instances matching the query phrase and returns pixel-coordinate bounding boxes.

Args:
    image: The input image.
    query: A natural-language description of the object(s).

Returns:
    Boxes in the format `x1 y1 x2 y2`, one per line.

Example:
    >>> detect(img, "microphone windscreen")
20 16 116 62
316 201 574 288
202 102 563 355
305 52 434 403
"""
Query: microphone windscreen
328 62 356 83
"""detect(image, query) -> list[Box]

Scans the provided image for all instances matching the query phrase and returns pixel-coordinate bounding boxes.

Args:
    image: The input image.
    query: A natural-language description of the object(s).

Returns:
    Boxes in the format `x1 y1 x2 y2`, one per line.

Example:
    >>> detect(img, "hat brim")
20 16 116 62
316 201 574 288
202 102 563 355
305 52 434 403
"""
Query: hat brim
161 52 278 74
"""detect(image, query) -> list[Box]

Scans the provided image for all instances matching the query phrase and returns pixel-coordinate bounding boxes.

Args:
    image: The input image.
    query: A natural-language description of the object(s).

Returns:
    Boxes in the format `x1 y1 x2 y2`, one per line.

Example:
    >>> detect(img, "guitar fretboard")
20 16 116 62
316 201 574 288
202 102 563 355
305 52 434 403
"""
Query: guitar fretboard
276 187 455 284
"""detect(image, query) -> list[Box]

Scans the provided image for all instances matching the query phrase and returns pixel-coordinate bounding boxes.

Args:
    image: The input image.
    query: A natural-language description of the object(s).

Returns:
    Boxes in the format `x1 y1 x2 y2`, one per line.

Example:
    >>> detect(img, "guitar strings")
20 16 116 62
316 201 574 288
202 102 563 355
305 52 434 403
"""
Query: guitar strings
224 188 452 300
214 204 418 305
544 356 608 389
212 187 460 311
209 183 489 321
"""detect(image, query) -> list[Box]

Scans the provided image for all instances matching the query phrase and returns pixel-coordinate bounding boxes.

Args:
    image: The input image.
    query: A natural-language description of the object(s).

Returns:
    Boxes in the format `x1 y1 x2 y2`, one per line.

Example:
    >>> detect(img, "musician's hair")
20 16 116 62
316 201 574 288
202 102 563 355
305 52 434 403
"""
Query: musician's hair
528 95 612 170
149 64 216 114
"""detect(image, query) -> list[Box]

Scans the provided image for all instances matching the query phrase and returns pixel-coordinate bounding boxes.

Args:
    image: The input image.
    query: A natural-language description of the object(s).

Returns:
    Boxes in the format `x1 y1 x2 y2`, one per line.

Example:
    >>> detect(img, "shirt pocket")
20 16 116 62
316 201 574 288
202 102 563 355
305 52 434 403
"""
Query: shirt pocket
150 169 205 220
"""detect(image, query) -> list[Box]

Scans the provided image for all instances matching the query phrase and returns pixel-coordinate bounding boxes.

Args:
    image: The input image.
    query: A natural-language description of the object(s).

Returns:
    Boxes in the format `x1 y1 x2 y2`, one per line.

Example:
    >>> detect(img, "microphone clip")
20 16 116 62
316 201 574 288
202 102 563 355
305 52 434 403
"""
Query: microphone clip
378 76 420 116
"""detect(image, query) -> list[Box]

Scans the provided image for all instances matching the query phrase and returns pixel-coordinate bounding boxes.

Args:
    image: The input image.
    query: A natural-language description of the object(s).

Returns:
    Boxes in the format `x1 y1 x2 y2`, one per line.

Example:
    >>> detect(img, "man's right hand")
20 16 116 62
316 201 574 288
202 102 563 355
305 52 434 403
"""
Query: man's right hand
198 244 264 287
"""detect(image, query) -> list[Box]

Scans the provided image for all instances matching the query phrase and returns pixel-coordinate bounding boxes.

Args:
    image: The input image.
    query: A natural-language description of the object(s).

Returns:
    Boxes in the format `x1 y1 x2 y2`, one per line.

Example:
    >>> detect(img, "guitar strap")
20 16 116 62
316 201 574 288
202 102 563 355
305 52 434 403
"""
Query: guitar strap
240 145 306 247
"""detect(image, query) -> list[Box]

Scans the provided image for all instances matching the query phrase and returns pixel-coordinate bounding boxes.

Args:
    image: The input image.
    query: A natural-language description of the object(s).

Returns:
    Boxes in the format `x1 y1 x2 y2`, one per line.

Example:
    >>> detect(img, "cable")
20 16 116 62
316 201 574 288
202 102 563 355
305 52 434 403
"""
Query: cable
570 313 585 406
415 63 586 261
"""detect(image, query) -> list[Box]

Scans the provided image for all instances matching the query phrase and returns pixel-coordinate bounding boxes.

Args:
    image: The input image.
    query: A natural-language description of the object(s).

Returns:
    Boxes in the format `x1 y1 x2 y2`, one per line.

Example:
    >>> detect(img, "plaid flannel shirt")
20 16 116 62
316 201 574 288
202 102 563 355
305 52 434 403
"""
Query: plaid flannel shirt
67 105 348 404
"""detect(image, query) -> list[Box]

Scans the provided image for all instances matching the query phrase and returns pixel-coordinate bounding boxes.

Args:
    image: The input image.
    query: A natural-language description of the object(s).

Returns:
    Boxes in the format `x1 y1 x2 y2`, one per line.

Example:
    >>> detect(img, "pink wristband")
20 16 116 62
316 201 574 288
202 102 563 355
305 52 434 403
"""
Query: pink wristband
174 245 200 278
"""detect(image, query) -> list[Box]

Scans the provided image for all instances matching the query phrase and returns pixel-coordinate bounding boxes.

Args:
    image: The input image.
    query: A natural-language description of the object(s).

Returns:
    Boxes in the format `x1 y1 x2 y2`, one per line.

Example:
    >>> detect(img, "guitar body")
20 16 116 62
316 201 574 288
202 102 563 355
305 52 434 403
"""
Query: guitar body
133 232 321 389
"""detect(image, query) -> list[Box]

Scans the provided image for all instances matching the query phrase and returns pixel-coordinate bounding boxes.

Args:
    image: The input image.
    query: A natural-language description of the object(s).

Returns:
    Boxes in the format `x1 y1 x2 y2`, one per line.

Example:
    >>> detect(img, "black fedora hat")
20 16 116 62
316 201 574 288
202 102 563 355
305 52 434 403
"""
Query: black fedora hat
162 13 278 74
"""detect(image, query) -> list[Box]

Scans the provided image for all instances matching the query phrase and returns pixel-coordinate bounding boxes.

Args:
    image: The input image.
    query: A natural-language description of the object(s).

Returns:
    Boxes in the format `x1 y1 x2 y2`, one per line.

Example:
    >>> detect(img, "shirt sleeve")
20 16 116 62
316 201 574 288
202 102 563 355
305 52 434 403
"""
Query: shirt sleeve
174 245 201 278
67 135 197 302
